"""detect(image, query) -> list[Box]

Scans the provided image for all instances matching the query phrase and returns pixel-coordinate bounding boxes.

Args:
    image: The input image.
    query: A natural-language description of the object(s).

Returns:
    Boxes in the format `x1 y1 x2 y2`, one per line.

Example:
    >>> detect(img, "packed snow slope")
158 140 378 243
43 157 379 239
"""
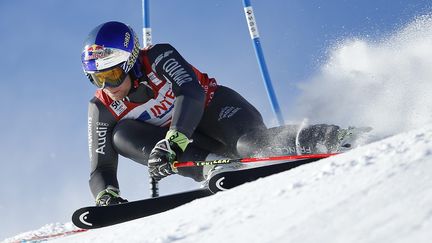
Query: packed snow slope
5 124 429 243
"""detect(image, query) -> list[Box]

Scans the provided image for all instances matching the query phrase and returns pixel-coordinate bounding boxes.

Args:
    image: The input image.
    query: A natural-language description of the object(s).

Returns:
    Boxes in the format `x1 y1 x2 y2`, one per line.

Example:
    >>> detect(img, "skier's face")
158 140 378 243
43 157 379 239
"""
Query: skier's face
103 74 132 101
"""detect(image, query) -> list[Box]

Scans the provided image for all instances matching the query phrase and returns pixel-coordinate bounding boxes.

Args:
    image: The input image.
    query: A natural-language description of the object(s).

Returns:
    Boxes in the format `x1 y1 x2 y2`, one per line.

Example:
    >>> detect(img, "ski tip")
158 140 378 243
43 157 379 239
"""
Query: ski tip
72 208 96 229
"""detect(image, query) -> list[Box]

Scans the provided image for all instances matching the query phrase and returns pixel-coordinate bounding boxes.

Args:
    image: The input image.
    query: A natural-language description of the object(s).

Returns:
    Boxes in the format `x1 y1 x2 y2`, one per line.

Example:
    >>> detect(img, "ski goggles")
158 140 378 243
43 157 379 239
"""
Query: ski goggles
88 65 128 88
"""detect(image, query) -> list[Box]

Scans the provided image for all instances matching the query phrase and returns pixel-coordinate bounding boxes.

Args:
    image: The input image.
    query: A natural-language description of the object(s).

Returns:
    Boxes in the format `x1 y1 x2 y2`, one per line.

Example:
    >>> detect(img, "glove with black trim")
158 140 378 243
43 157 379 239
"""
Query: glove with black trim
148 130 190 180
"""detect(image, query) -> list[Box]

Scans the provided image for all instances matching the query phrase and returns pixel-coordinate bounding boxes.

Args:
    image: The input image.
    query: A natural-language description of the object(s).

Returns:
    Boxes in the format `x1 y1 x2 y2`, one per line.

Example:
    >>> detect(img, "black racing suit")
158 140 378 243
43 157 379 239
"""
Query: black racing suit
87 44 268 198
87 43 342 198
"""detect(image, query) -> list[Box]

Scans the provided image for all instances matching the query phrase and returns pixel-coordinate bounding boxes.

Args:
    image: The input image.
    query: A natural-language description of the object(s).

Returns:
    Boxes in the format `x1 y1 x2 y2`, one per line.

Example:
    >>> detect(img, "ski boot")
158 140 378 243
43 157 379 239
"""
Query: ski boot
96 187 128 206
200 164 241 188
336 126 373 152
200 153 259 188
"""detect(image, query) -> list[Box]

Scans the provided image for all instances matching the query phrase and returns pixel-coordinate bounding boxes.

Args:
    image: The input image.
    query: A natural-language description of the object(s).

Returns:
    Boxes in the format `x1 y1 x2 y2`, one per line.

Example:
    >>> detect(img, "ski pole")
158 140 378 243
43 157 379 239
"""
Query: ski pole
172 153 337 169
149 177 159 198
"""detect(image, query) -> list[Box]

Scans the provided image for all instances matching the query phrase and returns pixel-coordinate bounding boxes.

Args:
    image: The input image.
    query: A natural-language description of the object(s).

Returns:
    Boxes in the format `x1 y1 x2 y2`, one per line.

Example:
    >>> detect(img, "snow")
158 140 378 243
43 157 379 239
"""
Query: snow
1 223 84 243
4 125 432 243
293 15 432 137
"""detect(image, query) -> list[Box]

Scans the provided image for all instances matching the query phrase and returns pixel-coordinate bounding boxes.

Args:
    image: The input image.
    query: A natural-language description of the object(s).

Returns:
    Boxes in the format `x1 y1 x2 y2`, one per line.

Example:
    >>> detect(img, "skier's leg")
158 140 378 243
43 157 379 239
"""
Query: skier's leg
196 86 347 156
296 124 341 153
196 86 267 157
236 124 345 156
112 119 168 165
236 125 300 156
112 119 213 181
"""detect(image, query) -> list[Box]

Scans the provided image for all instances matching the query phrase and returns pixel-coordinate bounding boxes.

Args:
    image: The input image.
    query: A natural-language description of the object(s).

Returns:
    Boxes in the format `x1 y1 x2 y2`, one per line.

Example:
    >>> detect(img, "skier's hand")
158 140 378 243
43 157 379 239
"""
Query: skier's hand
148 139 177 180
148 130 190 180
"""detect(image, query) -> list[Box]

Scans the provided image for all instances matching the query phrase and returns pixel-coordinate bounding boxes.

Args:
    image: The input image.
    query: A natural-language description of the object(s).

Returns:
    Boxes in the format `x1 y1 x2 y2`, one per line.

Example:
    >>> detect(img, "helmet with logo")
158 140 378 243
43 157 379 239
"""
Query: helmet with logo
81 21 142 88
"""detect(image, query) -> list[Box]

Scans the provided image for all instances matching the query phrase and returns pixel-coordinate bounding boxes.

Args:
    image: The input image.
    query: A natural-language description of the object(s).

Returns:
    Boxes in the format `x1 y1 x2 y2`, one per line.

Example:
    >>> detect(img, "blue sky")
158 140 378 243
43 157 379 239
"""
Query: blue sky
1 0 431 239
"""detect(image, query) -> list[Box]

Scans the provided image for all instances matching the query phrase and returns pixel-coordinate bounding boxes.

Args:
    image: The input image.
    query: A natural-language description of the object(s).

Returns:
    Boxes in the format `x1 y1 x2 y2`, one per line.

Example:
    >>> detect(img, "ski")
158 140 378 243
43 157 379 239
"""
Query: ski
72 188 213 229
72 153 335 229
177 153 335 193
207 157 325 193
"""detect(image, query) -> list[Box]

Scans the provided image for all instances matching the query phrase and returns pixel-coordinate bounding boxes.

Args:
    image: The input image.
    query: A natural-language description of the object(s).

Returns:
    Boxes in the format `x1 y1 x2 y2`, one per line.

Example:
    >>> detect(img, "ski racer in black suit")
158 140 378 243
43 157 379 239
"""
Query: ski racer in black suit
82 21 356 206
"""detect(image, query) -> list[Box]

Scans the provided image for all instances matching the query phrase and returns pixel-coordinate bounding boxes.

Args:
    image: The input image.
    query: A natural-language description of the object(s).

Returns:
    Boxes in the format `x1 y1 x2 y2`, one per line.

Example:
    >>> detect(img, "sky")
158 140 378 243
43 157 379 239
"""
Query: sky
1 0 432 239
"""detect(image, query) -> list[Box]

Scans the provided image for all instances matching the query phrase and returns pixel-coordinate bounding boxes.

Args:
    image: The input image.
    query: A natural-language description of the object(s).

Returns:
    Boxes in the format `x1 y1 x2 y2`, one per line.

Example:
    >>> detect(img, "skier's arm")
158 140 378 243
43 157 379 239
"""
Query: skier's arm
88 98 120 198
146 43 206 138
146 44 206 179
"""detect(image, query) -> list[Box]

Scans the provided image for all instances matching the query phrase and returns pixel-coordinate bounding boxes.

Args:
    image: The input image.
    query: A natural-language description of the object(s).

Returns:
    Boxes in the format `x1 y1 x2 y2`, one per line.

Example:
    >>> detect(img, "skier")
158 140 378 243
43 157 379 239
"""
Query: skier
82 21 362 206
